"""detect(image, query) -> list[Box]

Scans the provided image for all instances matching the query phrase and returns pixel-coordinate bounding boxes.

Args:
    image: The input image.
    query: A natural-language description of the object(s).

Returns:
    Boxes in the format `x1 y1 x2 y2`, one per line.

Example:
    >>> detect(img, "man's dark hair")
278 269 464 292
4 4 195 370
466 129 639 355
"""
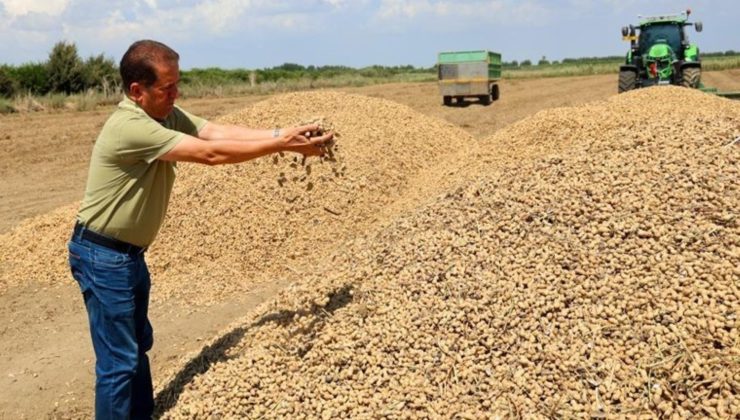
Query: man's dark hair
120 40 179 93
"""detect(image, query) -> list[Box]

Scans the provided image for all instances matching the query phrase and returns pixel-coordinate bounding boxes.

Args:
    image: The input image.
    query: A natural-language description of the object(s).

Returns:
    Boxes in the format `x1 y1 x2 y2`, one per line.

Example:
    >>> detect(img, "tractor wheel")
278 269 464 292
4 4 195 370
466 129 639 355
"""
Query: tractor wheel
618 70 636 93
681 67 701 89
443 96 452 106
491 84 500 101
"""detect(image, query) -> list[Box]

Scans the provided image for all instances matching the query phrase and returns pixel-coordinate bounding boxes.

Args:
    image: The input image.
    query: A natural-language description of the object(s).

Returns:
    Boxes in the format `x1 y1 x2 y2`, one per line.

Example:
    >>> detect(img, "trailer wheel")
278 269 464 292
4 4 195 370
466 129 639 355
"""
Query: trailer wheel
443 96 452 106
491 84 500 101
479 95 491 105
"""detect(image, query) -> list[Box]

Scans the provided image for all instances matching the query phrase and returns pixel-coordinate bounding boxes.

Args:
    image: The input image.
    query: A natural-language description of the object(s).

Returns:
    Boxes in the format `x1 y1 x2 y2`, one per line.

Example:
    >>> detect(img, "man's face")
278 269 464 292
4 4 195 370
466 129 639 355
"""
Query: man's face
135 61 180 120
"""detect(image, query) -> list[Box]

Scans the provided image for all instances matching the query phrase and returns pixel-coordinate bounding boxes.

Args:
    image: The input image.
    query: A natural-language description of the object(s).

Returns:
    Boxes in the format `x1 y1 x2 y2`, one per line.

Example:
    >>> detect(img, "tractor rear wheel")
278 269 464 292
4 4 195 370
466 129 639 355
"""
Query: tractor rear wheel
618 70 636 93
681 67 701 89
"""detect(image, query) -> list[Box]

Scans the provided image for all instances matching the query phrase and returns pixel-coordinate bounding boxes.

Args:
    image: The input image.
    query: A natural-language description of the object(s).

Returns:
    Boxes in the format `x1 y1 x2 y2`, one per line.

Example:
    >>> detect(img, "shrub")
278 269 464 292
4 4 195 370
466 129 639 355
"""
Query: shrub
83 54 119 93
47 41 85 94
45 93 69 110
0 98 16 113
0 66 17 98
74 90 104 111
12 63 49 94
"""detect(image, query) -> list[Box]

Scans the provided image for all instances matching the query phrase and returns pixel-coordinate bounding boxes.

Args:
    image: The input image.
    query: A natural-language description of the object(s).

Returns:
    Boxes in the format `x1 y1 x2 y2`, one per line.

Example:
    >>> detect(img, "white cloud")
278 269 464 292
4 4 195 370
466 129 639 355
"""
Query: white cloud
197 0 250 32
567 0 685 15
375 0 549 25
135 0 319 34
378 0 499 19
376 0 427 19
56 0 326 48
12 12 61 31
1 0 70 17
322 0 346 7
1 0 350 45
89 9 145 40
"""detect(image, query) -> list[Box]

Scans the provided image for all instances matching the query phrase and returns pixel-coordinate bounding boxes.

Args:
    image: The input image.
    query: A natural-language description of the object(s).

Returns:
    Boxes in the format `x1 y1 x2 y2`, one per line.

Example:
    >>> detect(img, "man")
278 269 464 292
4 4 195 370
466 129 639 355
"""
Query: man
67 39 332 419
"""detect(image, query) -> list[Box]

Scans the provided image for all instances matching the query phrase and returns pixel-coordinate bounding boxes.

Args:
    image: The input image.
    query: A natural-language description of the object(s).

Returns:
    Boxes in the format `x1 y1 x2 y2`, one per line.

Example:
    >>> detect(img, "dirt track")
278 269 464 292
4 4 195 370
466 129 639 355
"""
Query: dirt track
0 71 738 418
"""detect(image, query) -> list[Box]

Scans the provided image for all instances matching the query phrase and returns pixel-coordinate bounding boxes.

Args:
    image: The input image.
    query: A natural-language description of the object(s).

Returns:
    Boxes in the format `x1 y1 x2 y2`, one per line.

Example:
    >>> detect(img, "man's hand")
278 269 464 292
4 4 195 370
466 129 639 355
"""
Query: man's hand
280 124 334 157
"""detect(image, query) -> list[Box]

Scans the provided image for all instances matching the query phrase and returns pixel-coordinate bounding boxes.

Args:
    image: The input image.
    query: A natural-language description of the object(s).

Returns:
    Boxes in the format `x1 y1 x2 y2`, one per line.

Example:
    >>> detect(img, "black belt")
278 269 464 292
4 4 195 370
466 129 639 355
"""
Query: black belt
74 222 146 255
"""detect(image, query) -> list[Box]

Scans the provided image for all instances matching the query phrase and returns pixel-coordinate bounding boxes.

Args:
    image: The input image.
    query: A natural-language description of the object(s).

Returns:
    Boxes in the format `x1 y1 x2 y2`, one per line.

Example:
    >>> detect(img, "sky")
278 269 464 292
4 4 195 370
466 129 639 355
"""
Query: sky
0 0 738 70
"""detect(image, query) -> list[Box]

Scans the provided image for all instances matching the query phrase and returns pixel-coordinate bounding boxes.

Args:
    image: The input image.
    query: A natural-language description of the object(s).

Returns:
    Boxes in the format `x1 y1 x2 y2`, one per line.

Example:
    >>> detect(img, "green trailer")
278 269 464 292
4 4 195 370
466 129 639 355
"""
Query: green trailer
438 50 501 106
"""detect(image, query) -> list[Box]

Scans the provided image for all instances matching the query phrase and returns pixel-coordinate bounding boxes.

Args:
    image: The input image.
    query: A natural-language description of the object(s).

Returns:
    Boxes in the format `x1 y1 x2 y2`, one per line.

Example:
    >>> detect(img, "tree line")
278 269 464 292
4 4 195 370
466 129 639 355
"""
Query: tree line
502 50 740 67
181 63 434 86
2 42 739 99
0 42 436 98
0 42 118 98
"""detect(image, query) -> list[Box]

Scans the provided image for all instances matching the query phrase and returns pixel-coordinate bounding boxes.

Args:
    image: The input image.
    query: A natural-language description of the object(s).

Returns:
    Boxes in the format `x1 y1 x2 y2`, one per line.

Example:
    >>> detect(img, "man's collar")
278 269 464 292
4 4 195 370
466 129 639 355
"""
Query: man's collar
120 95 167 123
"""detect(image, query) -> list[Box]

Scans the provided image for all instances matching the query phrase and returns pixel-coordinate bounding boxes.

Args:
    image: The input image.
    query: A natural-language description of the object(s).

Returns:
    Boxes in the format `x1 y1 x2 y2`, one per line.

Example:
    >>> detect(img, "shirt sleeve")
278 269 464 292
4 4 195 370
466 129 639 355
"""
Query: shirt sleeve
114 107 209 164
115 114 187 164
171 106 208 136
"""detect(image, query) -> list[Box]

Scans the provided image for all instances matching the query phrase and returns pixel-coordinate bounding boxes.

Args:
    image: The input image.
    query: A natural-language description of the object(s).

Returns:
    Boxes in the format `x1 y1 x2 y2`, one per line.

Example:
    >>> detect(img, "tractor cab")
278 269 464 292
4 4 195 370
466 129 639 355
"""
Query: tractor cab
638 23 683 59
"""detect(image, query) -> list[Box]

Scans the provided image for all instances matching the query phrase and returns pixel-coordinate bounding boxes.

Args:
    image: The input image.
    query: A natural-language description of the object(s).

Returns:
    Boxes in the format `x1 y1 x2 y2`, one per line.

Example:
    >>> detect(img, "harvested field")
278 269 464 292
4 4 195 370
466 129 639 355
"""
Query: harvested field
0 74 738 418
160 87 739 418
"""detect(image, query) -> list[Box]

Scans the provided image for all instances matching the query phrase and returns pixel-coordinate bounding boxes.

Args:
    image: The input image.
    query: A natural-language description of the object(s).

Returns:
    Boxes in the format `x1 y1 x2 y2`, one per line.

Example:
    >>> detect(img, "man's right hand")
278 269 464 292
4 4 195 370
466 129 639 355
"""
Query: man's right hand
280 124 334 157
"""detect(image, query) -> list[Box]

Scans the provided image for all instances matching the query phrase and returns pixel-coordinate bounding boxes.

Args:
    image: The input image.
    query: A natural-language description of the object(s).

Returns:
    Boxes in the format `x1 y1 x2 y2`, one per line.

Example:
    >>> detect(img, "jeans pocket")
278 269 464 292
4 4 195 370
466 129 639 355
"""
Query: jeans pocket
90 253 136 286
92 245 132 268
68 241 91 294
89 253 138 318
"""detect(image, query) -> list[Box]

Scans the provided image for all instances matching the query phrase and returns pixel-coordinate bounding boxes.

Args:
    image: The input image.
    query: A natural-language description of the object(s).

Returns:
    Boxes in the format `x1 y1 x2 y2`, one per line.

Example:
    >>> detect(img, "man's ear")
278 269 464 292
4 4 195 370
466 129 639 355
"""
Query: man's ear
129 82 144 103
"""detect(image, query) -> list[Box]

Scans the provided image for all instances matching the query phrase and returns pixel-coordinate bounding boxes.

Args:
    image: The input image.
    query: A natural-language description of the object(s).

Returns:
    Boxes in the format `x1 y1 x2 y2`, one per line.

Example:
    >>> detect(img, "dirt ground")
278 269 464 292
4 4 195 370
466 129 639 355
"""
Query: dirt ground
1 71 738 418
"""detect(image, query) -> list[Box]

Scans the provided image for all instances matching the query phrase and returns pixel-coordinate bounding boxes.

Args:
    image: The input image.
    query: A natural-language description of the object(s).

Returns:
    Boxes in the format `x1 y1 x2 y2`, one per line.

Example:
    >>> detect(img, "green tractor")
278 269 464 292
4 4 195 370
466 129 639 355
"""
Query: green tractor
619 9 703 93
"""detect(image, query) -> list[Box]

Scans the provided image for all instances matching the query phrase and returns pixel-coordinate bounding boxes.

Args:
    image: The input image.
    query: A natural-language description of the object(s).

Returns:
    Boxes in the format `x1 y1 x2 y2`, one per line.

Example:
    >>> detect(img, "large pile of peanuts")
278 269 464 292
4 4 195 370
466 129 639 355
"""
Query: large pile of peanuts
0 86 736 418
160 87 738 418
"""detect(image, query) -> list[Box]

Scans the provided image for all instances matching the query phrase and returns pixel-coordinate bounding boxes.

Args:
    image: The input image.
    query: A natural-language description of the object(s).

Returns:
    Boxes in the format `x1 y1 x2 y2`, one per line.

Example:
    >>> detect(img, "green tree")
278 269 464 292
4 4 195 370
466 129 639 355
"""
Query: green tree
274 63 305 71
12 63 49 94
83 53 119 93
47 41 85 94
0 66 17 98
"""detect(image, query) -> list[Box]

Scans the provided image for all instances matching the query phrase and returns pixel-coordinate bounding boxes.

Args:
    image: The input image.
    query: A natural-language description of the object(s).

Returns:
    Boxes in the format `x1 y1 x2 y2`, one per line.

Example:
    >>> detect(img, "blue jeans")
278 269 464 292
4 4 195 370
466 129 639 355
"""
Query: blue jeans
68 230 154 419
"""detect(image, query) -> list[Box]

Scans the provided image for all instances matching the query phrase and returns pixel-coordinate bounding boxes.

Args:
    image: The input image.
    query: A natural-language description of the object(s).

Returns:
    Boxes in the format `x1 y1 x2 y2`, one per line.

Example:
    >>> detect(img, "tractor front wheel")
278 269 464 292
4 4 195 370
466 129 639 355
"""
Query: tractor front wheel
618 70 636 93
681 67 701 89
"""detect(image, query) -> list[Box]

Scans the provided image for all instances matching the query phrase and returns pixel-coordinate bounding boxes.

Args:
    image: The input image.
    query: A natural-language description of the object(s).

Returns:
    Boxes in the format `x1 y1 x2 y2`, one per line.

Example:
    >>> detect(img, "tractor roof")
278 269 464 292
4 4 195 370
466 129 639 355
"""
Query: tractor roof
638 11 688 26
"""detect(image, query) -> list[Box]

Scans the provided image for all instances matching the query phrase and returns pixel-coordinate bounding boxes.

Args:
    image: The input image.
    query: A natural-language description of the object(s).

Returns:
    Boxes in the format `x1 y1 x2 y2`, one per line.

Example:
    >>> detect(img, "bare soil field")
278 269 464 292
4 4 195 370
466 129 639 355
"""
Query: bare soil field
0 71 738 418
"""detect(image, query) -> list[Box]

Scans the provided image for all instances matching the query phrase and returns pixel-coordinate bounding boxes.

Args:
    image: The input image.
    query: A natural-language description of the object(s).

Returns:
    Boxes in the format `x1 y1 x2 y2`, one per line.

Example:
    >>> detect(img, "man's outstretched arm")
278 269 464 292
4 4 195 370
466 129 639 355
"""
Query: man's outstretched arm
160 124 332 165
197 121 285 142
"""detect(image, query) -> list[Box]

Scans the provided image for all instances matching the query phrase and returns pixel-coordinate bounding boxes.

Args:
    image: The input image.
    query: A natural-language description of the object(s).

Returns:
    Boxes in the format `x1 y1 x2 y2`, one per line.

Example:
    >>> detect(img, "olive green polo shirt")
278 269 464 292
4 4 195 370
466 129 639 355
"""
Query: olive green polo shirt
77 96 207 247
